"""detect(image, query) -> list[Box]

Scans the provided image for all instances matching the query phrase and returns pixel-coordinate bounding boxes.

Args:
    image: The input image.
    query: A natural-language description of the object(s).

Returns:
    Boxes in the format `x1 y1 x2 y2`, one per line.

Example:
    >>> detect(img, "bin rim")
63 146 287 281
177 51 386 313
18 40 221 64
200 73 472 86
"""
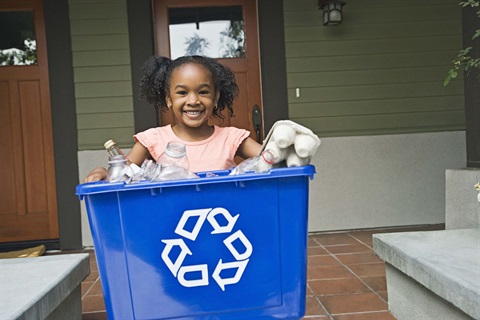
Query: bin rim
76 165 315 197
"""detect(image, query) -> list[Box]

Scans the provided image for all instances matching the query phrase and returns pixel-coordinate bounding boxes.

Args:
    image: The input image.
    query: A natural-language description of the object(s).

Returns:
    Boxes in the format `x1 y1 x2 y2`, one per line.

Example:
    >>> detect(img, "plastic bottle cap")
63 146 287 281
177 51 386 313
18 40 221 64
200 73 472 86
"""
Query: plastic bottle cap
104 140 115 149
165 141 187 158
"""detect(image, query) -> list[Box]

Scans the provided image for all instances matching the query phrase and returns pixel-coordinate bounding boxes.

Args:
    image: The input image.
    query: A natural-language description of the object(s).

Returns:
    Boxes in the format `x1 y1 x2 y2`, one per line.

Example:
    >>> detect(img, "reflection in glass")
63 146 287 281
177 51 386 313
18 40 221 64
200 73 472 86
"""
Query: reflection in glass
169 6 245 59
0 11 37 66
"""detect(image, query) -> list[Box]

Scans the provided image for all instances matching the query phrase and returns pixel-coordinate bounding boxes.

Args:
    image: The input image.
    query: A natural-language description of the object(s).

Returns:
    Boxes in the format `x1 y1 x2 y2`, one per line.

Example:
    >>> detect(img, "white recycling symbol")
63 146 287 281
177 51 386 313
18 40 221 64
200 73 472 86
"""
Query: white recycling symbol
161 207 253 291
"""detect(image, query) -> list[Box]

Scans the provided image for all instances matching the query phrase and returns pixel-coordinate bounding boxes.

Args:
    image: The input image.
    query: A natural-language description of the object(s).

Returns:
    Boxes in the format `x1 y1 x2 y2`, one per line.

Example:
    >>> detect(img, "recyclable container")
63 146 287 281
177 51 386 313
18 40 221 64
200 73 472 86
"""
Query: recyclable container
76 165 316 320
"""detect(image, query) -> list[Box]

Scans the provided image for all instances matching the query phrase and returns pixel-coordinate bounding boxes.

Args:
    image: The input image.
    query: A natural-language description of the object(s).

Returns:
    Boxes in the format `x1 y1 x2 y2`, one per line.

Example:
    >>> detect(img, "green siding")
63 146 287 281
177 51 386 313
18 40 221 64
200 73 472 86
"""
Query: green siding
76 97 134 113
70 19 128 35
77 112 134 129
78 128 135 150
74 81 132 98
69 0 134 150
286 52 459 72
73 66 132 82
283 0 465 137
72 50 131 67
71 35 129 51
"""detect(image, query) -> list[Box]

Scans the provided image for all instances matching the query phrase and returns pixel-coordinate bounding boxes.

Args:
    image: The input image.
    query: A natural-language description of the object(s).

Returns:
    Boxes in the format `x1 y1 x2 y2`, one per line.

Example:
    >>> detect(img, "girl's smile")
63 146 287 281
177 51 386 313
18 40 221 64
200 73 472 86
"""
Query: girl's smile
182 109 205 121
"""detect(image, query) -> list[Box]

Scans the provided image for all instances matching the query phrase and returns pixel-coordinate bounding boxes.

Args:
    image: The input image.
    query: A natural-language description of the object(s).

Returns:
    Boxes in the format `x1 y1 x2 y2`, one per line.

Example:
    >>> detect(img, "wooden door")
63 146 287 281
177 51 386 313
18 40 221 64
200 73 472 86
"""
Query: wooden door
0 0 58 243
153 0 264 144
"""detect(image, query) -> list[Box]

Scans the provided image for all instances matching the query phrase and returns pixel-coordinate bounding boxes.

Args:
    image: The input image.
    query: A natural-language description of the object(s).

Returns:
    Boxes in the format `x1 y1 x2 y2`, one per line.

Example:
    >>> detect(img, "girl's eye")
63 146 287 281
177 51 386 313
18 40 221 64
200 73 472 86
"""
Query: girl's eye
176 90 187 95
199 90 210 95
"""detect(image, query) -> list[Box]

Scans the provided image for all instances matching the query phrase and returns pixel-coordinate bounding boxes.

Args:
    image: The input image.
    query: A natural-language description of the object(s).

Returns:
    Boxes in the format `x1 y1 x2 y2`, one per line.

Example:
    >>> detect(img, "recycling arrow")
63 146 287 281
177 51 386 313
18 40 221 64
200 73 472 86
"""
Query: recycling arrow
161 207 253 291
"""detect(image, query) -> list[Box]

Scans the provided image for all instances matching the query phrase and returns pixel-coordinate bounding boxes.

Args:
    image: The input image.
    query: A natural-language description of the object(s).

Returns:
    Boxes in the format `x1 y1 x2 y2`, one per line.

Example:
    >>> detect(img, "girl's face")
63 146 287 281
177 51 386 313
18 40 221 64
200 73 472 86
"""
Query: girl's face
166 63 219 130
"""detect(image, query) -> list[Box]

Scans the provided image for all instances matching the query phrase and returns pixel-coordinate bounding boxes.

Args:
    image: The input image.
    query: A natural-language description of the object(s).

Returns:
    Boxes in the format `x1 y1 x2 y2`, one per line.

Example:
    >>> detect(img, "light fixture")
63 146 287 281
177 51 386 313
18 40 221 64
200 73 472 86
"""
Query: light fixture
318 0 346 26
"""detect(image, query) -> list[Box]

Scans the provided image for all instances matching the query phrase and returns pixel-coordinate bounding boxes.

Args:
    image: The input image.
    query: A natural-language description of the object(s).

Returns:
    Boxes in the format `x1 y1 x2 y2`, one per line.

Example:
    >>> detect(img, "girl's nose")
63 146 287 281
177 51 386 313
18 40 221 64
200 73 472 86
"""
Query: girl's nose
188 94 199 105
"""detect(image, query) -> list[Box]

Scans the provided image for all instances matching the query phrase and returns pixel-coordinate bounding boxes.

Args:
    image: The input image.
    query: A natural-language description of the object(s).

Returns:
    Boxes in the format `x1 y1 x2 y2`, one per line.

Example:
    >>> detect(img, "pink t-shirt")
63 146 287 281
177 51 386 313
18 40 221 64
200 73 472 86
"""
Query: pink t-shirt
134 125 250 172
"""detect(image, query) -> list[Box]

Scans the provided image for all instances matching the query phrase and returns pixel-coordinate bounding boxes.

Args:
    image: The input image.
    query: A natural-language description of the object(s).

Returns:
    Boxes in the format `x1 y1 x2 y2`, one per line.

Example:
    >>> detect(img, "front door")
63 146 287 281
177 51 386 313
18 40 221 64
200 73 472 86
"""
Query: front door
0 0 58 243
153 0 264 145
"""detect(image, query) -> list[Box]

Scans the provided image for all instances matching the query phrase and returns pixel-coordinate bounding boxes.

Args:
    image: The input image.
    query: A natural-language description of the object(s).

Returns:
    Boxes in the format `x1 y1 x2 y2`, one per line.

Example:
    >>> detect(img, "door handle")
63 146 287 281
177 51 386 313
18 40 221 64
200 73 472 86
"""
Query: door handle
252 104 262 142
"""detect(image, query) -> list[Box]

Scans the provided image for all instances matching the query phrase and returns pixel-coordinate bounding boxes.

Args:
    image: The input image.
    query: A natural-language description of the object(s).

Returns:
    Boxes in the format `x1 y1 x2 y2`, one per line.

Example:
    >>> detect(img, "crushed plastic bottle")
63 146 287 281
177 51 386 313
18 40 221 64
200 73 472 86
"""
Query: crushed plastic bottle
130 159 160 182
229 149 278 175
107 155 135 183
129 141 199 182
130 159 199 182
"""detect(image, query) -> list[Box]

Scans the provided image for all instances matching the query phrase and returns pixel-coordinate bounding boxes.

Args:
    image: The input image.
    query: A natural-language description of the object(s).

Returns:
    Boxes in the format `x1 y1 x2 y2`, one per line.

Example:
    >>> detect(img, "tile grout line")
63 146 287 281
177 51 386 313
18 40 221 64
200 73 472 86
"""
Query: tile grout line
309 238 342 319
346 231 375 250
82 276 100 300
306 281 334 320
338 232 388 304
312 236 389 305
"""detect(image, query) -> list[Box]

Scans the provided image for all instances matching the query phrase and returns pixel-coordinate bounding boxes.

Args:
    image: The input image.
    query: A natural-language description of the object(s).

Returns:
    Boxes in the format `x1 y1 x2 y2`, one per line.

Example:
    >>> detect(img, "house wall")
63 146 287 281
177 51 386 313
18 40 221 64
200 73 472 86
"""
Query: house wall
308 131 466 232
69 0 135 150
283 0 465 136
282 0 467 232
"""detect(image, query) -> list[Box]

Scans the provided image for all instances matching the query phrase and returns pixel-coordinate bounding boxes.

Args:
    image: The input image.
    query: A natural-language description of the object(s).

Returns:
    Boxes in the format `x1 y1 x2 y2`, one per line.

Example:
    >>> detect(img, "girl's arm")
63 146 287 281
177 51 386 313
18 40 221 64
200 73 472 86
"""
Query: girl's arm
126 142 152 166
236 137 262 159
83 142 151 182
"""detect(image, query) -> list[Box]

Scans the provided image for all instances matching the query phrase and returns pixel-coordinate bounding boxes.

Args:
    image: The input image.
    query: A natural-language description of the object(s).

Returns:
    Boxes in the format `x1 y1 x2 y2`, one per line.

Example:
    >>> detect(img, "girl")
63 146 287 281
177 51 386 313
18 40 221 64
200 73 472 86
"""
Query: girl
84 55 262 182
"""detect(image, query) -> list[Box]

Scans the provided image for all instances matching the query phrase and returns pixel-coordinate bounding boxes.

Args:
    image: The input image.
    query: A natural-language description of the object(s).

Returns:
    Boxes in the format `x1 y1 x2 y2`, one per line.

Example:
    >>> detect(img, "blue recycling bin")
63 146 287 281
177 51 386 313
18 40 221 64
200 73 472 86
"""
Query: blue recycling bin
76 165 315 320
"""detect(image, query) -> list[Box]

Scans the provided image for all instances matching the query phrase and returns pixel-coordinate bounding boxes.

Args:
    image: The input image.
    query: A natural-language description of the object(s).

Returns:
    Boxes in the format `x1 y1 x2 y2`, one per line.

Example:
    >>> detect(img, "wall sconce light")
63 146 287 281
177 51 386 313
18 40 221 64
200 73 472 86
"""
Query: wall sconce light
318 0 346 26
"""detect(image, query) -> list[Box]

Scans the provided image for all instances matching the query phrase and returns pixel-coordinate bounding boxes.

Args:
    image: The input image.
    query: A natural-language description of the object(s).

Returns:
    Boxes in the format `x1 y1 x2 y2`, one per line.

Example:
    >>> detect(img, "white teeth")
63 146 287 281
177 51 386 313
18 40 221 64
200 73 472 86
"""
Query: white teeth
185 111 201 115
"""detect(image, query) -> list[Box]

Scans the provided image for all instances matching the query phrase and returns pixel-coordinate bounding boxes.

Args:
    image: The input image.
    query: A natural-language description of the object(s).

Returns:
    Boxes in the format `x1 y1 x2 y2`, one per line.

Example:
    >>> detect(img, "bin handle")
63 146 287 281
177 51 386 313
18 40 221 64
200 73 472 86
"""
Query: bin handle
151 188 162 196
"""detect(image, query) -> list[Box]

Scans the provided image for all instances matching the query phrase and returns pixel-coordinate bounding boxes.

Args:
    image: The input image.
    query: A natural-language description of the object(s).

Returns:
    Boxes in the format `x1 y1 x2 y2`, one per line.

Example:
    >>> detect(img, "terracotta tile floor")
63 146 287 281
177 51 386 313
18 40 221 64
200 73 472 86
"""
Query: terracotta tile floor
80 224 444 320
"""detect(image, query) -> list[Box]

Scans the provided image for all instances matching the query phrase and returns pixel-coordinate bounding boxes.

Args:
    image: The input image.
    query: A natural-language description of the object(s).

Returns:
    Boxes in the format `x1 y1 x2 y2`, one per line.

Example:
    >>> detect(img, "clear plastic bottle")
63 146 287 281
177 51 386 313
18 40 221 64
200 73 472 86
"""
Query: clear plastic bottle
256 149 278 172
265 141 287 163
229 149 278 175
104 140 125 157
157 141 190 170
103 140 140 174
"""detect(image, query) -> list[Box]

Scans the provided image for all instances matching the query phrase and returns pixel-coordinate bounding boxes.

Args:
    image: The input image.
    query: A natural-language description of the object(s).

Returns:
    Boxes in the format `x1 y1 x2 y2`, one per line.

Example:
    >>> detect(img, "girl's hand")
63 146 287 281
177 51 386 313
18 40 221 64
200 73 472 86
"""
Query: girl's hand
83 167 108 183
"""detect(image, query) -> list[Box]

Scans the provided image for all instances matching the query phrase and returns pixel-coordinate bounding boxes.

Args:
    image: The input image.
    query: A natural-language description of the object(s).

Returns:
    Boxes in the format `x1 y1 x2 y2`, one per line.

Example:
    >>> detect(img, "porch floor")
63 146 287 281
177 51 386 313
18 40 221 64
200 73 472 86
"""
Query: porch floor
79 224 444 320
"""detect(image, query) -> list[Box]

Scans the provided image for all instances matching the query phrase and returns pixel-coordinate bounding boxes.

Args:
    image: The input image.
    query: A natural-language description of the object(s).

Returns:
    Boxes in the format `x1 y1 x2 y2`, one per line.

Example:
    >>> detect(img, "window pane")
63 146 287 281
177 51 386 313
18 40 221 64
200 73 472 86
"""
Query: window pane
0 11 37 66
169 6 245 59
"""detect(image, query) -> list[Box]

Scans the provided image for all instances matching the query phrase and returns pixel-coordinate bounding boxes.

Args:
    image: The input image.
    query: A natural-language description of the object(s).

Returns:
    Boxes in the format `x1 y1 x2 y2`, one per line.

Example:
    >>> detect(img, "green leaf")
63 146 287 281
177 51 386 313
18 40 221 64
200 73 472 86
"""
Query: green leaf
443 76 451 86
473 30 480 40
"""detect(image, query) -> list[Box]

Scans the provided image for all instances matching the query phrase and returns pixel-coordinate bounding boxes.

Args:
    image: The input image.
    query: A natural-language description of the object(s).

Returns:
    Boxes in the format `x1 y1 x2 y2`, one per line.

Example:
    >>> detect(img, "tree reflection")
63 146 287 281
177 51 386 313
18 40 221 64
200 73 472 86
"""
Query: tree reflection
184 33 210 56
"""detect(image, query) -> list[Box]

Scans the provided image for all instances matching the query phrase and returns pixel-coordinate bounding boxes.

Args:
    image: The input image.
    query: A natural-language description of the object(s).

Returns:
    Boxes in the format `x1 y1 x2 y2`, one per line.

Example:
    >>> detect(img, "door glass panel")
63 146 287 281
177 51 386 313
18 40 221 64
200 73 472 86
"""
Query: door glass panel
0 11 37 66
169 6 245 59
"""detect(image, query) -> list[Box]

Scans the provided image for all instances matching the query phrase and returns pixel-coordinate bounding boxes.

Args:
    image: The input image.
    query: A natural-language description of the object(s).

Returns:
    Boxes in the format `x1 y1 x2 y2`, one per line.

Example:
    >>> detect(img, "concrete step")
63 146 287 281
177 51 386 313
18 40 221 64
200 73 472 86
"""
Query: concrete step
0 253 90 320
373 229 480 320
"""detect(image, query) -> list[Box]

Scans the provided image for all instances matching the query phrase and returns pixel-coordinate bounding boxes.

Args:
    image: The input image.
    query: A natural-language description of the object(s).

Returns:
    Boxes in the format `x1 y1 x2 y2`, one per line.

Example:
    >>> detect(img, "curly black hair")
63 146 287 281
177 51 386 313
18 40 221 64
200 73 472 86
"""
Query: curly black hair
139 55 239 119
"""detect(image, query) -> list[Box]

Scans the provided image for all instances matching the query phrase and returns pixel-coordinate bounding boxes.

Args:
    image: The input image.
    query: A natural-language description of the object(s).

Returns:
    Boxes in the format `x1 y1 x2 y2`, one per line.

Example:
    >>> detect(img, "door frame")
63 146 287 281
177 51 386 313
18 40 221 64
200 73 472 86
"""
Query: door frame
44 0 81 250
